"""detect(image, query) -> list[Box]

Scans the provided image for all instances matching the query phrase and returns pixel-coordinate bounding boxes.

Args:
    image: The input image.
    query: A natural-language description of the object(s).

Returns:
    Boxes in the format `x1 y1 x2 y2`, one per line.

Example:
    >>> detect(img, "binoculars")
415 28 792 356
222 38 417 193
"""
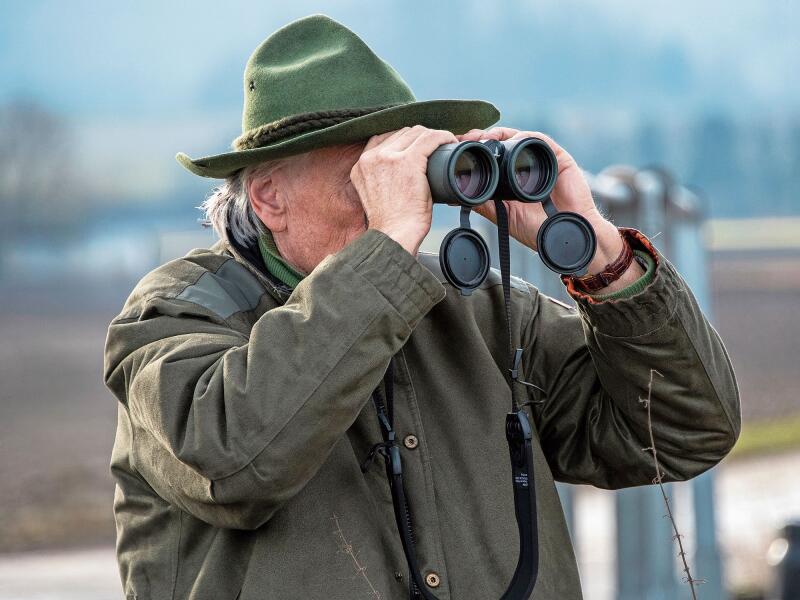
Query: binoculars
427 137 557 206
426 137 597 294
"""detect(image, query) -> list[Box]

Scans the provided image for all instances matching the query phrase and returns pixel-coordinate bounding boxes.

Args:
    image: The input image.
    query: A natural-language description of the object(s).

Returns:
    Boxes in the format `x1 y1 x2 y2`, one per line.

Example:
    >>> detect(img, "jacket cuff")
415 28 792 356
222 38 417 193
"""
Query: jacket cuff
561 228 679 337
332 229 446 329
589 250 656 301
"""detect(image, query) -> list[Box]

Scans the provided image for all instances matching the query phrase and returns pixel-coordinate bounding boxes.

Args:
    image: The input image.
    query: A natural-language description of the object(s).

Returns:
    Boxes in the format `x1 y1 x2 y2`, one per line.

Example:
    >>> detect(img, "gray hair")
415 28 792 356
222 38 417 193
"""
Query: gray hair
199 158 291 246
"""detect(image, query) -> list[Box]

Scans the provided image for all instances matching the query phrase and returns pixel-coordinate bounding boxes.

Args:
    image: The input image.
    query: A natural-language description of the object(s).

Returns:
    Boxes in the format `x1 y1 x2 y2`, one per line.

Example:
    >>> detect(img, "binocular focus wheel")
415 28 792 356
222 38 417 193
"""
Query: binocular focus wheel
439 227 491 295
536 212 597 275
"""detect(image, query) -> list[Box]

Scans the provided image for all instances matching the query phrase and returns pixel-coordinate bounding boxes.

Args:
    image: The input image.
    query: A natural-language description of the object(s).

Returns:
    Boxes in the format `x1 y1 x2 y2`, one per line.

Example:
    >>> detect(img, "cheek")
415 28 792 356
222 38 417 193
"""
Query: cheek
323 180 364 227
343 181 365 216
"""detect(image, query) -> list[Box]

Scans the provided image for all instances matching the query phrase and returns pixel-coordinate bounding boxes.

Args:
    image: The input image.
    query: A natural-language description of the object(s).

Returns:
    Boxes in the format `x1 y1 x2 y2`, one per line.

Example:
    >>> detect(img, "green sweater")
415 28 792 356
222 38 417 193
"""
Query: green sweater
258 229 656 299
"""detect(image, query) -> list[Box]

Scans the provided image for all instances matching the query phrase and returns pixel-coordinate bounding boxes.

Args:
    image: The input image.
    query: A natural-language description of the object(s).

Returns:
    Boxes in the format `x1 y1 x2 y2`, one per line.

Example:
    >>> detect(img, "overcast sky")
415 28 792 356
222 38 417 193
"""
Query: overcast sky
1 0 797 200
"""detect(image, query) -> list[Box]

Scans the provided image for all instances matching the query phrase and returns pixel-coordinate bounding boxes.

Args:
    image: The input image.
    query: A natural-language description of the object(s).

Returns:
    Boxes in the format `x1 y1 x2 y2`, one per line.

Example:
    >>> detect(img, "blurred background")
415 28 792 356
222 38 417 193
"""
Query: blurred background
1 1 798 599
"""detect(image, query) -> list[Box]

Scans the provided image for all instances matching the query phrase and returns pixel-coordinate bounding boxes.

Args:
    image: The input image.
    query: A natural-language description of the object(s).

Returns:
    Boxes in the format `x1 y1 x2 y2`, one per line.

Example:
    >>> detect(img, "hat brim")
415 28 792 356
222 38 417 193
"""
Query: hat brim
176 99 500 178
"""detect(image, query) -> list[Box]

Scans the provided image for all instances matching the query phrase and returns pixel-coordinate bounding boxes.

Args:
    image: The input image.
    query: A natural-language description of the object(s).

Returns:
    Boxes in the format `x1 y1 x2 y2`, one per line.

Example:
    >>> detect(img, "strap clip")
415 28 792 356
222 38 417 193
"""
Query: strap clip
509 348 547 395
360 441 391 473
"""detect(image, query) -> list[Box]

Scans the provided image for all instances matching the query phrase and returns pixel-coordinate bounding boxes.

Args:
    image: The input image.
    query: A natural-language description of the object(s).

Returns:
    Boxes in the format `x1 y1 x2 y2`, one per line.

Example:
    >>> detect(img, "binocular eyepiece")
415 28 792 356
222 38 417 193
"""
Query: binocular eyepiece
427 138 558 206
428 136 597 294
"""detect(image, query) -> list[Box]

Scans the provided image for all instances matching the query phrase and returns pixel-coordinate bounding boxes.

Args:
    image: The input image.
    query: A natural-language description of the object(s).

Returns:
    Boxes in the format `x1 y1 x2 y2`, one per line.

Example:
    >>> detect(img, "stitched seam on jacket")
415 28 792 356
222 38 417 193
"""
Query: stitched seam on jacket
170 508 183 600
387 253 430 317
116 263 210 321
397 347 451 589
119 257 264 322
115 295 232 326
673 309 740 442
591 299 680 341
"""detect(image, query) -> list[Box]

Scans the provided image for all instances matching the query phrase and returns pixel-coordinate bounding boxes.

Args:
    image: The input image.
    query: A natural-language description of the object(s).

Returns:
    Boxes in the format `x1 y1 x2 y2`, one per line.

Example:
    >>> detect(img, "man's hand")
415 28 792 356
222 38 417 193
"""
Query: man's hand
457 127 644 293
351 125 458 256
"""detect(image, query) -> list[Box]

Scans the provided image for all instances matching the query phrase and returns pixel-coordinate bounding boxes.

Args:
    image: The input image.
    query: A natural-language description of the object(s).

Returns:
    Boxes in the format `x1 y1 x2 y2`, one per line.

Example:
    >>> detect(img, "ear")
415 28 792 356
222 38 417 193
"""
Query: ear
248 171 286 232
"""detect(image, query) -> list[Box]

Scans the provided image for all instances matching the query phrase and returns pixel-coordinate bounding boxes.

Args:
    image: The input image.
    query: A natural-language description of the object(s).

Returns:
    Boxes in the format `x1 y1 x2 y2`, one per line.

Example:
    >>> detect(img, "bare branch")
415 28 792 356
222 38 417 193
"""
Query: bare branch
331 513 384 599
641 368 703 600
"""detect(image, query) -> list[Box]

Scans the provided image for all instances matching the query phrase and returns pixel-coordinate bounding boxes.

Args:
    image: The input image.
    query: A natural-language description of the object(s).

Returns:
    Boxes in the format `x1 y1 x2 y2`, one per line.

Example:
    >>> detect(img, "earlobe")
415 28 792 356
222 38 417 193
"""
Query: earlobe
249 175 286 232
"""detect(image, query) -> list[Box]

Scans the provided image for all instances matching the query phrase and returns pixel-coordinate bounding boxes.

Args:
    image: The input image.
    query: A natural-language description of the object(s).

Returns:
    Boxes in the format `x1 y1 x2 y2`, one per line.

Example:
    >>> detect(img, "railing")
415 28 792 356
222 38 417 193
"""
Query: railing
464 166 725 600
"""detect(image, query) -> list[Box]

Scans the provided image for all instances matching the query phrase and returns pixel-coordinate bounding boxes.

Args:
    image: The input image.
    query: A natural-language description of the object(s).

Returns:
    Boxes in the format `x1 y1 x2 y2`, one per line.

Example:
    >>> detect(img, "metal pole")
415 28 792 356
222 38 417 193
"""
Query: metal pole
609 169 682 600
669 185 726 600
443 166 725 599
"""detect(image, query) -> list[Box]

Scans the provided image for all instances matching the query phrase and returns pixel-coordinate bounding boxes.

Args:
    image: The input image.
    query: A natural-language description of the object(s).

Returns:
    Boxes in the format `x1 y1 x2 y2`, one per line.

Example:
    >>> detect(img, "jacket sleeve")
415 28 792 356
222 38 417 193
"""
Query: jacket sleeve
520 231 741 489
103 229 445 529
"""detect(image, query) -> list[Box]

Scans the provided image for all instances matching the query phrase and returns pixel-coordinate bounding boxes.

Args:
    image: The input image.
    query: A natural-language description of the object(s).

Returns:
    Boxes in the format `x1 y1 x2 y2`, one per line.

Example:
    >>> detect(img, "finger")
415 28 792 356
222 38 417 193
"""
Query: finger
363 127 410 152
455 128 485 142
509 133 589 213
484 126 519 141
404 128 459 157
381 124 434 152
509 130 571 160
385 124 458 153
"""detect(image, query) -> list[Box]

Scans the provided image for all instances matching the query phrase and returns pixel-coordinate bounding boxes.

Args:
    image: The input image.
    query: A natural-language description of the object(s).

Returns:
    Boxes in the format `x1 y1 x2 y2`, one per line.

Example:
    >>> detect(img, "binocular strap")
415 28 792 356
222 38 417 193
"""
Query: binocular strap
362 200 539 599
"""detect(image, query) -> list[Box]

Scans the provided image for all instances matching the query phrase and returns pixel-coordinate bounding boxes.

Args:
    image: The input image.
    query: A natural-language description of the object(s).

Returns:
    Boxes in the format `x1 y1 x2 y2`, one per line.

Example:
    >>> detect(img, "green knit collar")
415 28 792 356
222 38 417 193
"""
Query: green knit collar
257 229 306 289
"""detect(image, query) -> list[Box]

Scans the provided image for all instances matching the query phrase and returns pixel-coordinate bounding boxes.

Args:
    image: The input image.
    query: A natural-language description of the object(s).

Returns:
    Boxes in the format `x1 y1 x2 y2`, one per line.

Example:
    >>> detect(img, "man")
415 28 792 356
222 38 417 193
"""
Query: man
103 13 740 600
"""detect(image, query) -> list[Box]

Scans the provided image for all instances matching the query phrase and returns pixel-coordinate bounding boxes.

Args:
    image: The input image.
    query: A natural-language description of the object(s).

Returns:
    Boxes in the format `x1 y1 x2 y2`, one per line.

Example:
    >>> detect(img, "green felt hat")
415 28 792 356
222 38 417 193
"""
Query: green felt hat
176 14 500 178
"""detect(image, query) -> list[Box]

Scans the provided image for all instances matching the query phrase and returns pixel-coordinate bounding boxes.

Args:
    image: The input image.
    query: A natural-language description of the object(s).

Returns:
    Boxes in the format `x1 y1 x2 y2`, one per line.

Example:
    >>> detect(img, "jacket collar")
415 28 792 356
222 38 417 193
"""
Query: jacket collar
219 226 293 305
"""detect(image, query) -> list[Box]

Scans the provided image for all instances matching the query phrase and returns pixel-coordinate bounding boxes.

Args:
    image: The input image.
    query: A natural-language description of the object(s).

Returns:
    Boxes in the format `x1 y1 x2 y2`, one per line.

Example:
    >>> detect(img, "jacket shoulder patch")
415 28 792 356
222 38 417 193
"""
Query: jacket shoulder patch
176 259 265 319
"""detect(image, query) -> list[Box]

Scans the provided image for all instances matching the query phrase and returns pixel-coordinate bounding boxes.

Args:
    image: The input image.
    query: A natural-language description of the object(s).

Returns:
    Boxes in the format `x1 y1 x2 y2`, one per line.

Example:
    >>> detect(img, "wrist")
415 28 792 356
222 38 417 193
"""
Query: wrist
371 224 426 256
575 220 645 294
586 218 625 274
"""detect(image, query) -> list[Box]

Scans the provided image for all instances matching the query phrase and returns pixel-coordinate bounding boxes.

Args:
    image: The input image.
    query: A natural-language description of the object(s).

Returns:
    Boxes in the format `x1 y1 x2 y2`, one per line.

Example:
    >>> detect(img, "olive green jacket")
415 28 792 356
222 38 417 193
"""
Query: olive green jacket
103 227 740 600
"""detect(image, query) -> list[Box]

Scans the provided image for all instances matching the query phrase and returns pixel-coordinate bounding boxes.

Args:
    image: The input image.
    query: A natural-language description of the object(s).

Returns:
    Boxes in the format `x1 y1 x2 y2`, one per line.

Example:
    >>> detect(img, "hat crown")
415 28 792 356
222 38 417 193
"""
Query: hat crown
242 14 416 133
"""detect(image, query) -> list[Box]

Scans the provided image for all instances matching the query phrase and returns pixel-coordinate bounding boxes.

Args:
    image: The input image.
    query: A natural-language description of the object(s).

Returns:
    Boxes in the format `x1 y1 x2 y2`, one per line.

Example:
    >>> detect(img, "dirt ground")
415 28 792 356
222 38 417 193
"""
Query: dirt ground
0 279 128 553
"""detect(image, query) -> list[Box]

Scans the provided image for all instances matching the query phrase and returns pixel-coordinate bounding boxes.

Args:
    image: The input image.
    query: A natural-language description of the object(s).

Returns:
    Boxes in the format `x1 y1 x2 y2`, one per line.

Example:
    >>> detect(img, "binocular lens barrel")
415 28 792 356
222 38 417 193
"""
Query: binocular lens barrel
427 141 498 206
453 151 490 198
427 137 557 205
492 138 558 202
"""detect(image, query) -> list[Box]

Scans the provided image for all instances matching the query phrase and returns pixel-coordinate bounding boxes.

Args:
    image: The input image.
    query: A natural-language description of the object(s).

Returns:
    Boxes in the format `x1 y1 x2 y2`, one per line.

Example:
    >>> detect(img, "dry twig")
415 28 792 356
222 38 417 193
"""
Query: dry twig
639 368 706 598
331 512 383 599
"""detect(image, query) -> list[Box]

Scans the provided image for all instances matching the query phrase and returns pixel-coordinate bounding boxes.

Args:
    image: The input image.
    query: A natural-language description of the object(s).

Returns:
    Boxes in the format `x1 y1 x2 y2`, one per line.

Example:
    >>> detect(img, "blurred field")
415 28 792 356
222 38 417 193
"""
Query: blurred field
0 278 133 553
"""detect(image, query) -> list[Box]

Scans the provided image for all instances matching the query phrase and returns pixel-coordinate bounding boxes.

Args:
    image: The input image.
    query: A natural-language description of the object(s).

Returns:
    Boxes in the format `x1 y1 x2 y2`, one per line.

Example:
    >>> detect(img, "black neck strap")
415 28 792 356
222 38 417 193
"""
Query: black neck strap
362 200 539 599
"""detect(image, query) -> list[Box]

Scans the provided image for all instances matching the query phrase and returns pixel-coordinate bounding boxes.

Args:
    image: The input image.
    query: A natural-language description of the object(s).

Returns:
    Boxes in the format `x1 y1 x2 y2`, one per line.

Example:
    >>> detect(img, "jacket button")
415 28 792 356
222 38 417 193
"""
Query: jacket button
425 572 441 588
403 434 419 449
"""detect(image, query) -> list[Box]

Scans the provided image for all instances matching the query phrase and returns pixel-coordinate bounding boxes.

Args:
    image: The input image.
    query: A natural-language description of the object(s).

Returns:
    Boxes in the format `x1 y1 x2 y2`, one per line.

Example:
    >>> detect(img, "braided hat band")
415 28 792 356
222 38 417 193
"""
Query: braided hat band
233 104 399 151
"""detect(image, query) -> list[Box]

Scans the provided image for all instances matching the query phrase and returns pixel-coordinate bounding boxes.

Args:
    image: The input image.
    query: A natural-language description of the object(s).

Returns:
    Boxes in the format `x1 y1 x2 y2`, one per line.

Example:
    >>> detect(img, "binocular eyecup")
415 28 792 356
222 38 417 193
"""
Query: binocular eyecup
428 137 597 293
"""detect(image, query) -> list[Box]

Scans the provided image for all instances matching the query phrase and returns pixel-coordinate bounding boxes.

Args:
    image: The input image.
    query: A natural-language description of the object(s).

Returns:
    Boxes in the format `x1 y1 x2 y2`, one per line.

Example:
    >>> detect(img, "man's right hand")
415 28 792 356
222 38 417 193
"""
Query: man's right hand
350 125 458 256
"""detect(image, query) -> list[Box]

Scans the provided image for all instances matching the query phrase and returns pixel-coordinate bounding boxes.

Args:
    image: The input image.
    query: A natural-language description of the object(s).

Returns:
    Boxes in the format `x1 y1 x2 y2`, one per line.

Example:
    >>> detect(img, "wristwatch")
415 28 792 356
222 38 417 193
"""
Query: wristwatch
567 229 635 293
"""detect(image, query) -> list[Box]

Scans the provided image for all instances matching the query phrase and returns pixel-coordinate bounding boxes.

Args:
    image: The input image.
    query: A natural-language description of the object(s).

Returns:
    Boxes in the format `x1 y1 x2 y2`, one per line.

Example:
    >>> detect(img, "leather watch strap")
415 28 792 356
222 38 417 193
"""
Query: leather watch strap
569 231 633 293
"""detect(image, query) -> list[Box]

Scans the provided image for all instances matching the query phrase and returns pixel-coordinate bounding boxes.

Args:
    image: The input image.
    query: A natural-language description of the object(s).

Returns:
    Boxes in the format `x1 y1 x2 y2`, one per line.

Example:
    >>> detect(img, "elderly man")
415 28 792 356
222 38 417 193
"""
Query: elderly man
103 14 740 600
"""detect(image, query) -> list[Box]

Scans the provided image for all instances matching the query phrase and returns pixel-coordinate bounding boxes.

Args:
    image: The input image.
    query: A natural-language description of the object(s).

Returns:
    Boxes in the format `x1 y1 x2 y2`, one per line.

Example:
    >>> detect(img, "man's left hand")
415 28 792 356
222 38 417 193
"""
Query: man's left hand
456 127 645 293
